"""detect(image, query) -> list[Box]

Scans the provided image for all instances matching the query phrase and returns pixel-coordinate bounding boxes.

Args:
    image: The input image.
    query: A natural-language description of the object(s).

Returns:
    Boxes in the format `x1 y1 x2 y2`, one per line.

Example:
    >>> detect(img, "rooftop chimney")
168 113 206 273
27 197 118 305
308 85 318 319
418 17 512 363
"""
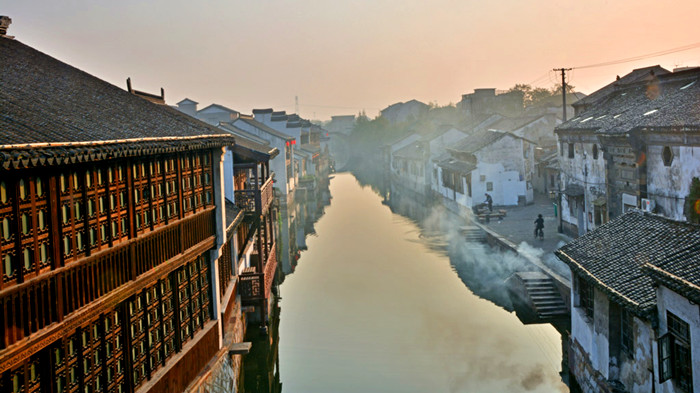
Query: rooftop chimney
0 16 13 39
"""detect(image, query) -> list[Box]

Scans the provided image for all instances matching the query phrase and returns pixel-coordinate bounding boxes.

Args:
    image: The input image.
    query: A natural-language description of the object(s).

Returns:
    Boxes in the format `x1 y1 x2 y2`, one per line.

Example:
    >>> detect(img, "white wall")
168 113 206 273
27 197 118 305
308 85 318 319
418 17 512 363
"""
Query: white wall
223 148 234 203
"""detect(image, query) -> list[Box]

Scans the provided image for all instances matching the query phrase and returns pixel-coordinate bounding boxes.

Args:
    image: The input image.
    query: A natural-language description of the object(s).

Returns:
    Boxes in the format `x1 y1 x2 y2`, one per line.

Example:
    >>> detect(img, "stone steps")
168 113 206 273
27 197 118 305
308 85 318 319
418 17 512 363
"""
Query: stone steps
521 274 568 319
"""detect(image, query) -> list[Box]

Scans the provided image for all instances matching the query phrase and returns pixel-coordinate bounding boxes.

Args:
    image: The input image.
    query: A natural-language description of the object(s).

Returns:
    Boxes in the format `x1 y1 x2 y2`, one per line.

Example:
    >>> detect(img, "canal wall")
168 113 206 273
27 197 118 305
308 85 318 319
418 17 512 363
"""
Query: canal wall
476 221 572 312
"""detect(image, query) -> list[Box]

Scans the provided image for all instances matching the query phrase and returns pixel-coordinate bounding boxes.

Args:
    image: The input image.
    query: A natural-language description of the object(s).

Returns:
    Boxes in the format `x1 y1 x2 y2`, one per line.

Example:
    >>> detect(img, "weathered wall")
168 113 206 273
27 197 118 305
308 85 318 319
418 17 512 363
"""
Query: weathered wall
557 135 606 235
646 145 700 220
654 285 700 392
617 317 654 393
570 286 610 389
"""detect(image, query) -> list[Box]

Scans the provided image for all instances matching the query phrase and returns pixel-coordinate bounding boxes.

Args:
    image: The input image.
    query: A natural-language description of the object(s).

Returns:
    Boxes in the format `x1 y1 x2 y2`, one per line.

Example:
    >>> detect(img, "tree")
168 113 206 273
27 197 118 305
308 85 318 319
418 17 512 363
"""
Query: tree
685 177 700 223
508 84 557 107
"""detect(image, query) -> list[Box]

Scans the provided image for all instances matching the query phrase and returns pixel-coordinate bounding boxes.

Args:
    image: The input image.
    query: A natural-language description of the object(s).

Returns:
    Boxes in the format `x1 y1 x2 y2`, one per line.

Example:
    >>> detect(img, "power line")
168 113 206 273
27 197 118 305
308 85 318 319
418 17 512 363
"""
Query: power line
573 41 700 70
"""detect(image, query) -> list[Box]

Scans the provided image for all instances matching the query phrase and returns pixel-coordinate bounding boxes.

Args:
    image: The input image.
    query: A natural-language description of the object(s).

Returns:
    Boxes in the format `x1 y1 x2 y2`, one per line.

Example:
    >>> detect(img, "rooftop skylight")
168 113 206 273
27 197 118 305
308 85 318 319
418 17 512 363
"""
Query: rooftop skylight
643 109 659 116
680 80 696 90
614 114 622 119
580 116 594 123
595 115 607 120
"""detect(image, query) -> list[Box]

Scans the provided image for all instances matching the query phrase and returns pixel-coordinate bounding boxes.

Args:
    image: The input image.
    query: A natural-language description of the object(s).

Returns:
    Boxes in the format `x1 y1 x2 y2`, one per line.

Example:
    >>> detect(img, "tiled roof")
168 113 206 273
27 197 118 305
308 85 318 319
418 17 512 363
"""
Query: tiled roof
234 117 294 141
218 123 270 146
555 210 700 316
437 157 476 174
644 261 700 305
449 129 509 154
572 66 670 109
252 108 273 114
0 37 234 169
218 124 278 160
486 115 543 133
383 133 417 148
198 103 239 115
177 98 198 105
393 142 425 160
557 68 700 134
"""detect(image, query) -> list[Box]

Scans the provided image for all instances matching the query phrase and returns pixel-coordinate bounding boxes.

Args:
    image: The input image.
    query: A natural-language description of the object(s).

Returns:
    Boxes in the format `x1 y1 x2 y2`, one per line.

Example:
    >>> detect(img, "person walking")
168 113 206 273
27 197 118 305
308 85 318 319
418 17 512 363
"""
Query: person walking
534 214 544 239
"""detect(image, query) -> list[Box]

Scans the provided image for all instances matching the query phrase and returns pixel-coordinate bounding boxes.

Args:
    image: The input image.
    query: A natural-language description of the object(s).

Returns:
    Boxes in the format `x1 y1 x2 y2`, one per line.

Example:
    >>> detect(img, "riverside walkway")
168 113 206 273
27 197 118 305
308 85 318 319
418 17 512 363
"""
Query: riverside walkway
480 191 570 255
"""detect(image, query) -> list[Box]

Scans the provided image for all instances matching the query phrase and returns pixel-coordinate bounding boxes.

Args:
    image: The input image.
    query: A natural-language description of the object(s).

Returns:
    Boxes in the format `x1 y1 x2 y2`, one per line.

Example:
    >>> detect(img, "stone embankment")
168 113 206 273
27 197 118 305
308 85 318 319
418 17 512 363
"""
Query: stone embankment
468 192 573 319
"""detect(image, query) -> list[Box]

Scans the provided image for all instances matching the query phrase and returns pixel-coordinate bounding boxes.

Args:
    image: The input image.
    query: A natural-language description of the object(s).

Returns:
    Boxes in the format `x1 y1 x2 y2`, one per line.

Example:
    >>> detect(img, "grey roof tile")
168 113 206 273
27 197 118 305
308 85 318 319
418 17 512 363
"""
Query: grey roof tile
556 210 700 315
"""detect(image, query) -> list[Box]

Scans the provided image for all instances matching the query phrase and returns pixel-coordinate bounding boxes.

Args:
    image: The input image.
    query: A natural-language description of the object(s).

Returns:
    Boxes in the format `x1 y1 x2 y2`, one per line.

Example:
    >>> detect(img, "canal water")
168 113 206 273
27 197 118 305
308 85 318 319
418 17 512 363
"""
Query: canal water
277 173 568 393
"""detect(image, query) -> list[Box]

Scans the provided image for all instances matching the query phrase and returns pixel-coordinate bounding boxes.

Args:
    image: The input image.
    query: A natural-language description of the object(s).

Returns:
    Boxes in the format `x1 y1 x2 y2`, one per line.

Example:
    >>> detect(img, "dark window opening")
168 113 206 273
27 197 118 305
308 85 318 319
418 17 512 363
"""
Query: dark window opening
659 312 693 392
592 144 599 160
577 276 594 320
621 309 633 357
662 146 674 167
568 143 574 159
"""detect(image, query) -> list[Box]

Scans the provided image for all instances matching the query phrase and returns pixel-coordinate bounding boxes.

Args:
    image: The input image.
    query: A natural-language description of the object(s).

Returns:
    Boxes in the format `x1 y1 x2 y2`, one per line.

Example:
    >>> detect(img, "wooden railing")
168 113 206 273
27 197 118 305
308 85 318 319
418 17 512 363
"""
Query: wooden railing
239 267 262 302
239 245 277 304
234 177 274 216
263 246 277 299
0 208 216 350
260 177 274 215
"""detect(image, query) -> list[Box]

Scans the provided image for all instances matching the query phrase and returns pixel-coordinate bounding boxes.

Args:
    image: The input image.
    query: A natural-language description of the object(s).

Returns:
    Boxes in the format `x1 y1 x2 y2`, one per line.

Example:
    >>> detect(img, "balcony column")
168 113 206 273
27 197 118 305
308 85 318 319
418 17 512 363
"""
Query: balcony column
263 214 269 263
254 164 259 190
209 146 228 348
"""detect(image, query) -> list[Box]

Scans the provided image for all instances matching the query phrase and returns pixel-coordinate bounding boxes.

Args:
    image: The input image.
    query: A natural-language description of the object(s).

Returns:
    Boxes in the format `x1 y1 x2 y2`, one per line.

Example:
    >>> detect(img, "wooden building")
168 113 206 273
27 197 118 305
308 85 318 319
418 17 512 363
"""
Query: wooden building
0 24 278 393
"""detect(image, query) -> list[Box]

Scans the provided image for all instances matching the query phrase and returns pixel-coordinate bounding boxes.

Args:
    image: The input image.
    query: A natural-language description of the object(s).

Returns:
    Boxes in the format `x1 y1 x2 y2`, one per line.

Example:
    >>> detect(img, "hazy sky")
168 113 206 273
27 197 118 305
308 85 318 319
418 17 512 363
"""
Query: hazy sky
5 1 700 120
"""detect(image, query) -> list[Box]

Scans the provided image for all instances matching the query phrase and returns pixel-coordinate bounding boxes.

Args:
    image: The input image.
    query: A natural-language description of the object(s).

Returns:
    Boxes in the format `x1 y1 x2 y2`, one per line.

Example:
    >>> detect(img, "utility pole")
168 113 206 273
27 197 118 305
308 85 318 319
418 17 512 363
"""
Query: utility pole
295 95 299 115
553 68 572 121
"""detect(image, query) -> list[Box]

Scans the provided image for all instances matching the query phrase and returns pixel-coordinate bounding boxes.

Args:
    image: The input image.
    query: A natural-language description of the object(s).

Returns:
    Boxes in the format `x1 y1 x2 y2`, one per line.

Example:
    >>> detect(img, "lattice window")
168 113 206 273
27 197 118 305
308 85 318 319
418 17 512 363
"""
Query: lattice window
104 310 125 393
1 178 16 287
128 294 147 390
15 175 51 280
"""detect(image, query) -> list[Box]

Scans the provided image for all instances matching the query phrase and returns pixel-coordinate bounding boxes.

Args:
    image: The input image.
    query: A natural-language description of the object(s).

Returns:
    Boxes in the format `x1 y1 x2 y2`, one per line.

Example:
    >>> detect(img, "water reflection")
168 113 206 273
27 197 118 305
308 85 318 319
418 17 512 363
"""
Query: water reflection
270 173 567 392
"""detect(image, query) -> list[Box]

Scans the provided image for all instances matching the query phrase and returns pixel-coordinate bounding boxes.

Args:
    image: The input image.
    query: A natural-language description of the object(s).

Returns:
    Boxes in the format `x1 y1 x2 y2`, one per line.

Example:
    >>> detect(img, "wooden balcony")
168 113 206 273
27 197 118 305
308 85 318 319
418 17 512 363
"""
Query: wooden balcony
0 207 216 352
234 177 274 216
239 246 277 304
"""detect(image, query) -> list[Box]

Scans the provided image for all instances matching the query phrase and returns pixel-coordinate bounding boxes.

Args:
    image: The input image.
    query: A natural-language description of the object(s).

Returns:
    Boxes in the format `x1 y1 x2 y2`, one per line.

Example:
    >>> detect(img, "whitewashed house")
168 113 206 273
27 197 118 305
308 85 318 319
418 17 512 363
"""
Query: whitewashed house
436 129 535 211
555 66 700 237
194 103 240 126
389 128 470 197
556 210 700 393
